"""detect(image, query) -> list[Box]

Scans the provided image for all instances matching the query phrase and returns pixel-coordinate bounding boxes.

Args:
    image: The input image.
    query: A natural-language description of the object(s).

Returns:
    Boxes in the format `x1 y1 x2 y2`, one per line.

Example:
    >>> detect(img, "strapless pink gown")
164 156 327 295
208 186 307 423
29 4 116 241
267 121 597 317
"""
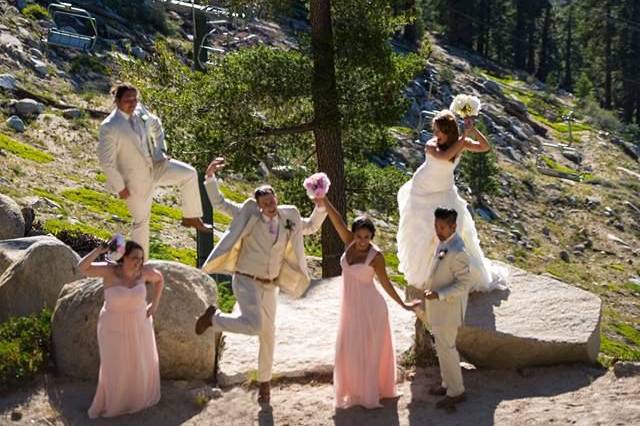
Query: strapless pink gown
88 281 160 418
334 244 399 409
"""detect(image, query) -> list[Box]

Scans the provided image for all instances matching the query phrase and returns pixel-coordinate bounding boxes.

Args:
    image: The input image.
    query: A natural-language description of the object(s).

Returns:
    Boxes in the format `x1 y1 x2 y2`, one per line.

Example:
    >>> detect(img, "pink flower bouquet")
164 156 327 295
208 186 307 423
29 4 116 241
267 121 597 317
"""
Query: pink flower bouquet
303 172 331 199
106 233 126 262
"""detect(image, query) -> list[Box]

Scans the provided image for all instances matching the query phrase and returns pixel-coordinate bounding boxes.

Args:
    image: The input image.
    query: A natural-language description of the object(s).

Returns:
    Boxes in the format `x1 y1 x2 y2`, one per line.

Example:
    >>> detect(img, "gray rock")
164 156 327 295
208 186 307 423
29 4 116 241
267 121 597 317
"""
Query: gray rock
218 276 416 386
562 148 583 164
0 32 22 50
12 98 44 117
483 79 503 97
51 261 218 380
0 236 81 322
29 48 43 59
0 73 17 90
560 250 571 262
6 115 25 132
30 58 48 75
458 262 602 368
131 46 147 60
62 108 82 119
613 361 640 378
0 193 25 240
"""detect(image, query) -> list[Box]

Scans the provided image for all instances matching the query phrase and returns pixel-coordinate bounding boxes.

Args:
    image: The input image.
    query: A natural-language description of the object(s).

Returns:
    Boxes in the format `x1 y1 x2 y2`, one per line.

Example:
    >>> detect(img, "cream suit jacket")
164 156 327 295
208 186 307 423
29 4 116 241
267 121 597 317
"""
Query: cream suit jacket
202 178 327 298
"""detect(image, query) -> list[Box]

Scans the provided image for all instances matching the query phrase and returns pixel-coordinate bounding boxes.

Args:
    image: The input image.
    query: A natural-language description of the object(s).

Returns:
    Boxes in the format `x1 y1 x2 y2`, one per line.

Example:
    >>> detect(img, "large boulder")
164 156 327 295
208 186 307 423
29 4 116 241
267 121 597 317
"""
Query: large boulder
52 261 218 380
0 194 25 240
10 98 45 117
458 262 602 368
0 236 81 322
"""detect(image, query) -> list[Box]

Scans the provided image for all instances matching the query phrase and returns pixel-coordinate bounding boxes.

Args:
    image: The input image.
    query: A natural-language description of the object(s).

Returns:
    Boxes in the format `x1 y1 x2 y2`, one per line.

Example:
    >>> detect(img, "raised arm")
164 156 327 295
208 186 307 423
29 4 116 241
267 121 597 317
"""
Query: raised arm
462 118 490 153
97 125 125 194
144 266 164 318
78 243 113 279
371 253 421 311
203 157 243 218
317 197 352 244
301 198 328 236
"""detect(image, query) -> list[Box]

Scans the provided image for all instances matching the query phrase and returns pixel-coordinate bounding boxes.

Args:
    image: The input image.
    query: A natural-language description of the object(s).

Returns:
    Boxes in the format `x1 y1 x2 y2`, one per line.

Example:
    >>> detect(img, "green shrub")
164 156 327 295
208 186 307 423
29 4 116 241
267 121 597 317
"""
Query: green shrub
22 4 49 20
69 55 109 76
0 309 52 391
216 281 236 313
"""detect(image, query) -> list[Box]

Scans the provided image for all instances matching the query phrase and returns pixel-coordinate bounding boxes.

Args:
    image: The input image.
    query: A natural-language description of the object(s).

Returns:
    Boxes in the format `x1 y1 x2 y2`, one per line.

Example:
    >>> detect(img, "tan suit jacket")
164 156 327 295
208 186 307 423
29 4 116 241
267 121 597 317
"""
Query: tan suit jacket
202 178 326 298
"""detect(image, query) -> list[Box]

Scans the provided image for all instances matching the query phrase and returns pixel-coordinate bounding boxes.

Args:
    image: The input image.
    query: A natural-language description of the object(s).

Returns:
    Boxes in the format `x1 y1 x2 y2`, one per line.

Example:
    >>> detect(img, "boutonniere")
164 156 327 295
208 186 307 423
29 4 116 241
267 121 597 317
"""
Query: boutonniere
437 248 448 260
140 113 149 122
284 219 295 231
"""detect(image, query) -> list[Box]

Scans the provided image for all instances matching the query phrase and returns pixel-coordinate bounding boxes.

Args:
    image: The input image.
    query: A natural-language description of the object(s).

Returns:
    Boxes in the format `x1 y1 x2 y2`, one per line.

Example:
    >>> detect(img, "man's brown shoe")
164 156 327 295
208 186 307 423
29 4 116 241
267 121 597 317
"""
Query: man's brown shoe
428 385 447 396
195 305 217 335
181 217 213 234
258 382 271 404
435 393 466 410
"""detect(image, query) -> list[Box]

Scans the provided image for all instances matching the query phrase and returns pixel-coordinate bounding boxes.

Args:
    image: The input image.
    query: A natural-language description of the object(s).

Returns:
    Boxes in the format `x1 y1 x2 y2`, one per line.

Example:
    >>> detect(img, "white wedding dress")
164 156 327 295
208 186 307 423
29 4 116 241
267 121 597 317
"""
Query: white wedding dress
397 151 507 291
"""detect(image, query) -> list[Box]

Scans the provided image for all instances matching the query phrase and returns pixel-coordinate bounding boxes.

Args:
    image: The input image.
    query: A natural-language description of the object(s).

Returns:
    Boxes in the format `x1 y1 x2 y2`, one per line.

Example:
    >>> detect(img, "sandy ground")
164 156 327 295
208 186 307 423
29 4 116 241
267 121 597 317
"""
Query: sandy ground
1 364 639 426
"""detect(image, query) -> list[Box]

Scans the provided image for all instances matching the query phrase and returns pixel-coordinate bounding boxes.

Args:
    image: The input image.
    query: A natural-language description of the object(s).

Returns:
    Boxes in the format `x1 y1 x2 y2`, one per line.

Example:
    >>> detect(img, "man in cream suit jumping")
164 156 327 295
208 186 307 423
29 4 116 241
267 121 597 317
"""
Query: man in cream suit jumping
195 157 327 404
97 83 211 258
423 207 473 411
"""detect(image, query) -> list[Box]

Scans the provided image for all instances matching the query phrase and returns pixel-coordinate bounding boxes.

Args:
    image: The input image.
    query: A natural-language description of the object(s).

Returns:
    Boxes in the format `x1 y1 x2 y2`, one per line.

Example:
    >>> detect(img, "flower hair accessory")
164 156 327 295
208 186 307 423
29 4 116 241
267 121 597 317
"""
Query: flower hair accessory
449 94 481 118
303 172 331 199
106 233 126 262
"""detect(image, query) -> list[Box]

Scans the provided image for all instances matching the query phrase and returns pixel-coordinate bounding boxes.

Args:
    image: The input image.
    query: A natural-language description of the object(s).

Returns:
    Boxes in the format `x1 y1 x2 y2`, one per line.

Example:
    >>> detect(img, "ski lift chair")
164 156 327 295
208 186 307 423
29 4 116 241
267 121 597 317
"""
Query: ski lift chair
46 2 97 52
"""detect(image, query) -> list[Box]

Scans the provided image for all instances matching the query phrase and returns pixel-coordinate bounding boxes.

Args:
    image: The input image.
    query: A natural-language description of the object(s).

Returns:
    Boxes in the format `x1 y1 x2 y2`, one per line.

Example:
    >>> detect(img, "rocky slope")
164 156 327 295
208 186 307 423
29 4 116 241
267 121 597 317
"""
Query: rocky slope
0 0 638 364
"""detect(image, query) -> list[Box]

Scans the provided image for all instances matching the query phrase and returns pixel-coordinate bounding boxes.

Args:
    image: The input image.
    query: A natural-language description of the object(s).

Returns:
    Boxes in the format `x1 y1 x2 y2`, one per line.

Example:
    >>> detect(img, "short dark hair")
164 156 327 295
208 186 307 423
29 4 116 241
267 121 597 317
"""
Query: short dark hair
111 83 137 101
117 240 144 264
254 185 275 201
351 216 376 238
434 207 458 225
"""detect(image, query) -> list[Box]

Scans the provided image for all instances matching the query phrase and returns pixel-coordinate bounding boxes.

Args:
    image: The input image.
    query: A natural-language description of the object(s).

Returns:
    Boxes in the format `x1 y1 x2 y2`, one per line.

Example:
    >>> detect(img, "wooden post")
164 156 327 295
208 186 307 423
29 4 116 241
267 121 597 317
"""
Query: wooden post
196 172 213 268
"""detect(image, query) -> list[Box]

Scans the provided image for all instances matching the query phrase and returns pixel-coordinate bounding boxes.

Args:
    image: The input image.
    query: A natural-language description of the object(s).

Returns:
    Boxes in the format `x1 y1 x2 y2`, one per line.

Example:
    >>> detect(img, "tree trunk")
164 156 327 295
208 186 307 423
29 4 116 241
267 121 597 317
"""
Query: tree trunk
513 0 527 69
604 0 613 109
536 2 552 81
309 0 346 277
562 3 573 90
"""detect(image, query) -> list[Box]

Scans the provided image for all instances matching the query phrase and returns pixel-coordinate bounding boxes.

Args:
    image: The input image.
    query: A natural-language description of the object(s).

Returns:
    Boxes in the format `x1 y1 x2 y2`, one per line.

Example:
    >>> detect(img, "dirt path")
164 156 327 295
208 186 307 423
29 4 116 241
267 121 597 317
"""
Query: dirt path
1 364 638 426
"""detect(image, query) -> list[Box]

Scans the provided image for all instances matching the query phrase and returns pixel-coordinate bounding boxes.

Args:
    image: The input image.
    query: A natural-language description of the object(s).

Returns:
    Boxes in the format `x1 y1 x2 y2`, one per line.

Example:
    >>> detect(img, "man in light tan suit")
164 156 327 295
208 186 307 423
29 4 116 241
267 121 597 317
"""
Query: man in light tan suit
195 157 327 404
423 207 473 411
97 83 211 258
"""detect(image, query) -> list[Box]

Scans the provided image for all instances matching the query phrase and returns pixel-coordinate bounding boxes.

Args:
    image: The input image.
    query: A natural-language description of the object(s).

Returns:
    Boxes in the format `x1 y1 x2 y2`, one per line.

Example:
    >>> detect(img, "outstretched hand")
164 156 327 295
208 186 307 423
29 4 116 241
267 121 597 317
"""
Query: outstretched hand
206 157 225 178
463 117 475 136
313 196 326 208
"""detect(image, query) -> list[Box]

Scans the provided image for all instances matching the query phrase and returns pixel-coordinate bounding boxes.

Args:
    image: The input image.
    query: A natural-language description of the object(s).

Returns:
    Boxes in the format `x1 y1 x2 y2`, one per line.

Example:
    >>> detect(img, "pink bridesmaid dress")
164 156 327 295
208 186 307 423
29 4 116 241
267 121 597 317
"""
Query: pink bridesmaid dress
88 280 161 418
334 243 399 409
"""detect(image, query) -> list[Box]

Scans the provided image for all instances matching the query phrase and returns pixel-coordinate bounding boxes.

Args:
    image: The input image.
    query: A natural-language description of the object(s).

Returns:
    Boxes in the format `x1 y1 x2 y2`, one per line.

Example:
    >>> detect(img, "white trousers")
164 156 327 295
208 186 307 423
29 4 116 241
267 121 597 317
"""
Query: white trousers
211 274 278 382
432 325 465 397
126 159 203 259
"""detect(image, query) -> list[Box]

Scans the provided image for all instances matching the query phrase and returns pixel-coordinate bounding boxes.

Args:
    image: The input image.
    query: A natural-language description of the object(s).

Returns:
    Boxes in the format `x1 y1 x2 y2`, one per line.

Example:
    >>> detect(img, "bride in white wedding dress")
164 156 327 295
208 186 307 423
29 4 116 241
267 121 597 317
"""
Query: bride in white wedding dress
397 109 506 292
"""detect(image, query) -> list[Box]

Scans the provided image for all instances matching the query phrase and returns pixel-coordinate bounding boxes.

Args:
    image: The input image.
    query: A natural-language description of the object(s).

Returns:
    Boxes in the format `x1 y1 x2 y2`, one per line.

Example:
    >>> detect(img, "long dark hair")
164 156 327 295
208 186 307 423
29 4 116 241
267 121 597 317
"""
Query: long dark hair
432 110 460 148
117 241 144 264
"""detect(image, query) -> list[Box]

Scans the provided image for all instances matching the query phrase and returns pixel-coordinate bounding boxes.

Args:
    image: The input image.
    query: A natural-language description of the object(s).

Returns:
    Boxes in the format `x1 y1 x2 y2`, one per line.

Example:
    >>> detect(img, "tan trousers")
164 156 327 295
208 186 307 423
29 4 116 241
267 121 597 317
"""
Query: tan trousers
210 274 278 382
126 159 203 259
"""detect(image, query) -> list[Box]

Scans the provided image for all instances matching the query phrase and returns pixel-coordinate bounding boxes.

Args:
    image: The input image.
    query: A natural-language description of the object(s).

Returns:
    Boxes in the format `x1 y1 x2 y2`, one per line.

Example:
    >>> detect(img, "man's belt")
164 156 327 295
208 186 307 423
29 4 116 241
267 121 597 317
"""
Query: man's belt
236 271 277 284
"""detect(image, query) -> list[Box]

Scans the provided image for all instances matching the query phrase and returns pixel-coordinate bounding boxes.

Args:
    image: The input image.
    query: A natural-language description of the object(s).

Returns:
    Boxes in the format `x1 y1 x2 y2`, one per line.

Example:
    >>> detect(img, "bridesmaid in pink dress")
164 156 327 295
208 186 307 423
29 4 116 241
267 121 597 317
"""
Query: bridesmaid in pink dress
78 239 164 418
320 198 421 409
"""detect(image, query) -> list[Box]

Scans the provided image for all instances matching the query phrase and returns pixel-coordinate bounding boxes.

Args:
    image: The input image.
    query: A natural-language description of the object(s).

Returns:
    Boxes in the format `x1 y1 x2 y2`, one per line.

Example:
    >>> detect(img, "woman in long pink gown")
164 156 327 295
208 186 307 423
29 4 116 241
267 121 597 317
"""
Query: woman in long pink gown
78 239 164 418
320 198 420 409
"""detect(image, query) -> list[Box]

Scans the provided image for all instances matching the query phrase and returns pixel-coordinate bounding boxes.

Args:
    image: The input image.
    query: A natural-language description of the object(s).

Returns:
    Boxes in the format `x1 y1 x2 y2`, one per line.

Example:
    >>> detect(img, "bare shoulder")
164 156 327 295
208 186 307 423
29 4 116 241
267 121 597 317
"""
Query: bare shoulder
142 265 163 281
371 251 385 266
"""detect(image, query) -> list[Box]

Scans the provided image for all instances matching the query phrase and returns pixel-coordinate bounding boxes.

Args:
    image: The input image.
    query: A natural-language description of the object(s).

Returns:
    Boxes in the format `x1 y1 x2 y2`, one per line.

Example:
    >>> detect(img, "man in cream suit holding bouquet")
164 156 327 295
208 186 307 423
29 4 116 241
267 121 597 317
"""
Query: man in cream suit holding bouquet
97 83 211 258
195 157 327 404
422 207 473 411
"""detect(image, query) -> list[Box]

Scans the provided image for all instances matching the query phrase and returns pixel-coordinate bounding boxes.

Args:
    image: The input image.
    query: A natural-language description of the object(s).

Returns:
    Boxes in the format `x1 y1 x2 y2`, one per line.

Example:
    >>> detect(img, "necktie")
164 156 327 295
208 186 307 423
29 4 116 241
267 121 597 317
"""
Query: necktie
130 115 153 159
268 218 277 235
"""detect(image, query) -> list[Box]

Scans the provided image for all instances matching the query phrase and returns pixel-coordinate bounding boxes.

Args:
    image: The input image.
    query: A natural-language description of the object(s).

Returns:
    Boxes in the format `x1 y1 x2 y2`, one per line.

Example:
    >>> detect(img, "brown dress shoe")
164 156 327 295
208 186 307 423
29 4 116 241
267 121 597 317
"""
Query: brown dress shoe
428 385 447 396
181 217 214 234
436 393 466 410
258 382 271 404
195 305 217 335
